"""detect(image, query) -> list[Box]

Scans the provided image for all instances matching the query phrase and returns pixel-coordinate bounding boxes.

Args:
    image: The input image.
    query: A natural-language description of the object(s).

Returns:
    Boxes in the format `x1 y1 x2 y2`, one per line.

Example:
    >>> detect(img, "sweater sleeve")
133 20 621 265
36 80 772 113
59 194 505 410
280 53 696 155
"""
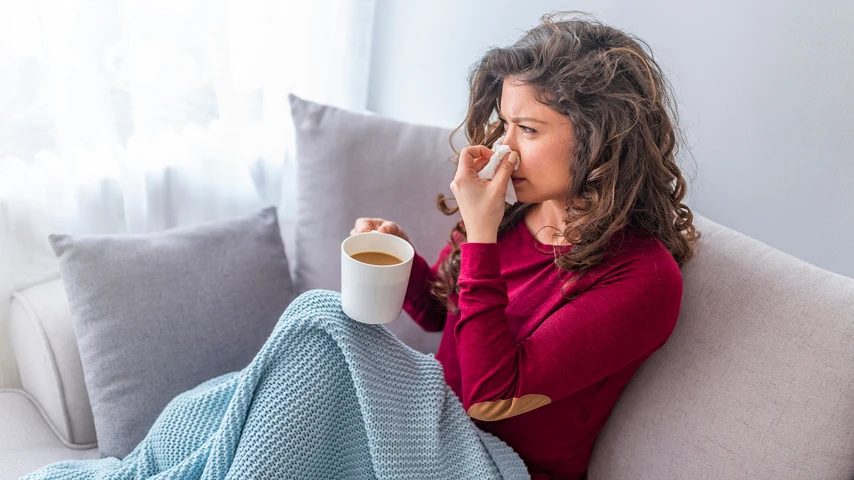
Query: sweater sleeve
402 240 454 332
455 242 683 422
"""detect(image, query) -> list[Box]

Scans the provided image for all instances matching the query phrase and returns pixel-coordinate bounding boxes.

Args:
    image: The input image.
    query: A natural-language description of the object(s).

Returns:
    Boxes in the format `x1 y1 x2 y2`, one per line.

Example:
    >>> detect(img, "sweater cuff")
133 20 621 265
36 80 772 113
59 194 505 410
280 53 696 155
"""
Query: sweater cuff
460 242 502 280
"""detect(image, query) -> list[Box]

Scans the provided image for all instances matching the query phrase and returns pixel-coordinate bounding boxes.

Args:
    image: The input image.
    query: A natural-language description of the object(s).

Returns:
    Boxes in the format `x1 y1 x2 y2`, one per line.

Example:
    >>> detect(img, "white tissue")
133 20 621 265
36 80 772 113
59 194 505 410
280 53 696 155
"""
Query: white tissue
477 136 520 205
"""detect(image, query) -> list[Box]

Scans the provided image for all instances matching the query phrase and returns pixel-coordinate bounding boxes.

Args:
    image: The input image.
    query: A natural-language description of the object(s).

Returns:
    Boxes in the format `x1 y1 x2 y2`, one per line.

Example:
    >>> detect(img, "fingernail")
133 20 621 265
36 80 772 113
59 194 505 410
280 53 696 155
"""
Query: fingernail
379 226 388 233
509 152 518 164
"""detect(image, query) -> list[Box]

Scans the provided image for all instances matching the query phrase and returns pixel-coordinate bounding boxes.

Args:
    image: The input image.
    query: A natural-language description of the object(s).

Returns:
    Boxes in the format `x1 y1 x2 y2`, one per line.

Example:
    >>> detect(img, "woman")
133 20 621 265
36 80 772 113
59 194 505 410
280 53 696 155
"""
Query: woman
352 11 700 480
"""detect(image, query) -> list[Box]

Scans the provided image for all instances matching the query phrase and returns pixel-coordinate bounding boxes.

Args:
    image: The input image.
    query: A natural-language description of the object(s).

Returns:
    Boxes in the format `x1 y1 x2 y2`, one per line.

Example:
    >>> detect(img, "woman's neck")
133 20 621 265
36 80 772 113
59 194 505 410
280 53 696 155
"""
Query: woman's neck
525 202 573 246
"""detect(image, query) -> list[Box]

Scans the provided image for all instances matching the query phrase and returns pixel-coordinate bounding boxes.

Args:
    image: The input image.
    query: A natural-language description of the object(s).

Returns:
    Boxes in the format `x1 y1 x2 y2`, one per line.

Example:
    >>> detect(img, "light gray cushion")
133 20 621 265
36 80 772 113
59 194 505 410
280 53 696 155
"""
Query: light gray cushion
0 389 98 480
289 93 463 354
48 207 296 459
588 214 854 479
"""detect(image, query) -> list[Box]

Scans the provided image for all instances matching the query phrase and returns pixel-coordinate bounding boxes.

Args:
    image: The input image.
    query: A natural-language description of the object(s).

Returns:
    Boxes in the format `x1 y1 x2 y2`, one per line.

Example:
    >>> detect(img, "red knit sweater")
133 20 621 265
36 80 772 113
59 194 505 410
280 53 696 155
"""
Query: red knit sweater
403 218 683 479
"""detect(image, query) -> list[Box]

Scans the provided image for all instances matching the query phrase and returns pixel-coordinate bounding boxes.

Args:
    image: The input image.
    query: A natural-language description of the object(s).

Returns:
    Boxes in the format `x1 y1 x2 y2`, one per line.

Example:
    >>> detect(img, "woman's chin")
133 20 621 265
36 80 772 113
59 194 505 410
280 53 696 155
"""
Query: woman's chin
512 182 529 203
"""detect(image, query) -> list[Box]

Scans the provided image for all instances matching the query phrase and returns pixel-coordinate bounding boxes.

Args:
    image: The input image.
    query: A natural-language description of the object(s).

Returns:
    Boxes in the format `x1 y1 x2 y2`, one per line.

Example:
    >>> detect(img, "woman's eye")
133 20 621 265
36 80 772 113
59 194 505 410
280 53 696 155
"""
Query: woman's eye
499 119 535 135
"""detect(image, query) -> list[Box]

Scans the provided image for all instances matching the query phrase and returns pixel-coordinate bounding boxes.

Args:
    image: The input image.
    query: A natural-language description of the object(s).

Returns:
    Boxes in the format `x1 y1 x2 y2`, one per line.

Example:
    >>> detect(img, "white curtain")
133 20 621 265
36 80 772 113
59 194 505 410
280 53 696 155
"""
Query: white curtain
0 0 376 387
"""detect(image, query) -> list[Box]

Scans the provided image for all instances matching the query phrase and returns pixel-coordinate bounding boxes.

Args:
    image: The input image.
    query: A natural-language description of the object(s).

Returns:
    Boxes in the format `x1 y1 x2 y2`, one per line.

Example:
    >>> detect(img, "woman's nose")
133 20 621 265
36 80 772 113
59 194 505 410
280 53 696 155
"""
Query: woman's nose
500 130 518 151
500 132 519 157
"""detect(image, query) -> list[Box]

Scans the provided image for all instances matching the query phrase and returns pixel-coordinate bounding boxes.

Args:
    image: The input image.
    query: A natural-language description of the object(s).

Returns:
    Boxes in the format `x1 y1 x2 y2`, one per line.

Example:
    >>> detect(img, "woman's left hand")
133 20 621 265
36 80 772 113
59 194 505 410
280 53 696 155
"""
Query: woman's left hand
450 145 519 243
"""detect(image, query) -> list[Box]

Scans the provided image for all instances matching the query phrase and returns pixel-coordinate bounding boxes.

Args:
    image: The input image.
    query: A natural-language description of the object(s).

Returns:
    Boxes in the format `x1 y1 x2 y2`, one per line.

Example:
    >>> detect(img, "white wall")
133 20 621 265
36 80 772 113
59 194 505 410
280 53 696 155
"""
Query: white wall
367 0 854 279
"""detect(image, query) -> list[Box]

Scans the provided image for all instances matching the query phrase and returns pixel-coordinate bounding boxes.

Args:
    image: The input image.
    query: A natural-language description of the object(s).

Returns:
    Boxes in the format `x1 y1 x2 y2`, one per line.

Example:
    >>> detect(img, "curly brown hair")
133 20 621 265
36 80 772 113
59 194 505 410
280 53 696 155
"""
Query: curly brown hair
432 11 701 312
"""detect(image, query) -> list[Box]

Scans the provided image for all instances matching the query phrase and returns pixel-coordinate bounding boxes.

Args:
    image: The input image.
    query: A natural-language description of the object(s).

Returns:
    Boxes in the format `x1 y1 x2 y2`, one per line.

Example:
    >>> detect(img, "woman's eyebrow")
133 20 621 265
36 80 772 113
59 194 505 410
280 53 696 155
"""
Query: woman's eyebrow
499 115 548 125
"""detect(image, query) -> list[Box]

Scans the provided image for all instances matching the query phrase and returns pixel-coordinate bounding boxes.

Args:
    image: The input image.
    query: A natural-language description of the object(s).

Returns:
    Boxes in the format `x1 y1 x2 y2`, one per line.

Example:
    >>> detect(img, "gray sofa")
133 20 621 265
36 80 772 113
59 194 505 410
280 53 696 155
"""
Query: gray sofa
3 96 853 479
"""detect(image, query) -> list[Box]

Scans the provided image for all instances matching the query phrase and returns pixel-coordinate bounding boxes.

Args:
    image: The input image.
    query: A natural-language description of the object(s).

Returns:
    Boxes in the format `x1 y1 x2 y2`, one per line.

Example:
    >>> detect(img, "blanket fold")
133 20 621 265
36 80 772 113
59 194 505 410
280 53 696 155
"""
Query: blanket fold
24 289 530 480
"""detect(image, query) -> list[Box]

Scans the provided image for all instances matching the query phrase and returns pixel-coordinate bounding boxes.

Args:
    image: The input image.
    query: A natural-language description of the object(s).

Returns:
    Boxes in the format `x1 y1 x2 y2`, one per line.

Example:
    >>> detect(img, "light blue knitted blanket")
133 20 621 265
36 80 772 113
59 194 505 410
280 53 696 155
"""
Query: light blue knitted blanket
24 289 530 480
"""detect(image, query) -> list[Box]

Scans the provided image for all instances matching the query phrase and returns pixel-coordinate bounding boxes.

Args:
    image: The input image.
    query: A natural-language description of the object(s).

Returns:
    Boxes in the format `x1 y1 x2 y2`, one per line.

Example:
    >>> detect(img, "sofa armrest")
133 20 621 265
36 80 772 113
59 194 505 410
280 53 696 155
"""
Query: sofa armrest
9 277 96 446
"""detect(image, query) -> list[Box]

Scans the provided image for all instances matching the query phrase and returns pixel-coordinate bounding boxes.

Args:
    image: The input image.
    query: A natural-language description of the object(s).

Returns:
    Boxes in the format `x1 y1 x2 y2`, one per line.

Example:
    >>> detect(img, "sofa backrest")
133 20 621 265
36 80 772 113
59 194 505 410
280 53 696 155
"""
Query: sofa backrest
588 214 854 479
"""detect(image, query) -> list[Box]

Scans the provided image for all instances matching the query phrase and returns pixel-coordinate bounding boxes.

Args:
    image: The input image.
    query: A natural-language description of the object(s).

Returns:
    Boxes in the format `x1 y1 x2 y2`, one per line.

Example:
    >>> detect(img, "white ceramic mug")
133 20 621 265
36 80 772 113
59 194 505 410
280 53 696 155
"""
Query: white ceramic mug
341 231 415 324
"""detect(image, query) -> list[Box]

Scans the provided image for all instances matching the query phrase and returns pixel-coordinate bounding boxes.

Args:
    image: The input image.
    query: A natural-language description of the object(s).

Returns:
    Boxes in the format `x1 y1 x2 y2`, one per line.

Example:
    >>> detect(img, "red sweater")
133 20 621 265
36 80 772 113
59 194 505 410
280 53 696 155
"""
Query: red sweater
403 218 683 480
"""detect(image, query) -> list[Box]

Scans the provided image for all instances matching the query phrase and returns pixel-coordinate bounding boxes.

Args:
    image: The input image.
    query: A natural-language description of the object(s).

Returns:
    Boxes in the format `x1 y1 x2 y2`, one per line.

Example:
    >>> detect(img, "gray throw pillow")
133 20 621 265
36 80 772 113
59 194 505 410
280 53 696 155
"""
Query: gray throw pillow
48 206 295 459
288 93 464 355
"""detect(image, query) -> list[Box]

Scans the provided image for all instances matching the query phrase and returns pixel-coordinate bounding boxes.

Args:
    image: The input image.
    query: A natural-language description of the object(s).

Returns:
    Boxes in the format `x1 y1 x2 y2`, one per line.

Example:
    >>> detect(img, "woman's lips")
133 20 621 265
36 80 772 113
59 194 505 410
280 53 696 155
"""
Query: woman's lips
512 177 525 185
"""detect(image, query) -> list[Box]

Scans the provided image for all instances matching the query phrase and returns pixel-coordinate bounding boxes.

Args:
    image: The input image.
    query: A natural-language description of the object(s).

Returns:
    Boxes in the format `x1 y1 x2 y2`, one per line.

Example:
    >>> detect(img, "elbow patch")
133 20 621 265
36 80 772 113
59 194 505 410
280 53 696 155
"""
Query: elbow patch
466 394 552 421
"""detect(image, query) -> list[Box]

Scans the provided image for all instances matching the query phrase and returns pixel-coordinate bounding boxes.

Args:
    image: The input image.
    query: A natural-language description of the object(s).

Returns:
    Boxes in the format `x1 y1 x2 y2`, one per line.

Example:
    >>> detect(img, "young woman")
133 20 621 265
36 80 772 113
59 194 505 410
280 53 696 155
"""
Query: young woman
352 12 701 480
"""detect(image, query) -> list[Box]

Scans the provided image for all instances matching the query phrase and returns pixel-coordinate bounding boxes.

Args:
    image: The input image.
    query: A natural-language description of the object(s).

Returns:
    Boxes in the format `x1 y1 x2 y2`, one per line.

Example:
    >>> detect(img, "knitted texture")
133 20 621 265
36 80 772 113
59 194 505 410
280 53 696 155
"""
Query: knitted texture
24 289 530 479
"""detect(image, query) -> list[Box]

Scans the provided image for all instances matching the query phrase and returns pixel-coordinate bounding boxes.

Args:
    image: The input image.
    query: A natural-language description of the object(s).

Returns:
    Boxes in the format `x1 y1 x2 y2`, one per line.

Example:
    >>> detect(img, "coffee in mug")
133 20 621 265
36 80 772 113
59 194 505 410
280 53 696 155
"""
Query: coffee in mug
349 251 403 266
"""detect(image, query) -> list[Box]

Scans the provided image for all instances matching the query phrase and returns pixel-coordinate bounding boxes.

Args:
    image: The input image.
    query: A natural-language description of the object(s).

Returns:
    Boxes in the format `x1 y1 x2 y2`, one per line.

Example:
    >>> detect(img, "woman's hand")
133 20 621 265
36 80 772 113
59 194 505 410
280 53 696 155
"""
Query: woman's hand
350 218 411 244
450 145 519 243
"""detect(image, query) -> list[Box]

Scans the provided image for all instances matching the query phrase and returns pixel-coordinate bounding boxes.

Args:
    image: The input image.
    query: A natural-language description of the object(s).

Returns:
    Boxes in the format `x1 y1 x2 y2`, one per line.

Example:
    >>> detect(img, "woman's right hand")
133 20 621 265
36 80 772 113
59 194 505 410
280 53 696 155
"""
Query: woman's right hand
350 218 410 243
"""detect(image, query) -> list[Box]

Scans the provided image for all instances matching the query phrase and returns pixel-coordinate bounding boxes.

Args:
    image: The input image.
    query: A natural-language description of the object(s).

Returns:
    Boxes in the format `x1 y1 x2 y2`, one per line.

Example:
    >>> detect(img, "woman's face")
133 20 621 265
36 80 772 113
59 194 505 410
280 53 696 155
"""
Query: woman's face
498 77 575 205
